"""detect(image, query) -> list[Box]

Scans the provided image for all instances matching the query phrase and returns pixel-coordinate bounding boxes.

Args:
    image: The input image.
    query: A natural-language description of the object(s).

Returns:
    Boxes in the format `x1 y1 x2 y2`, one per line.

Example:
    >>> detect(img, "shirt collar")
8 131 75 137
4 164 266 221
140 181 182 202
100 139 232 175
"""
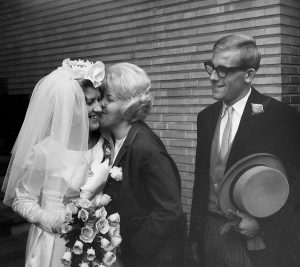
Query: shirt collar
221 88 252 118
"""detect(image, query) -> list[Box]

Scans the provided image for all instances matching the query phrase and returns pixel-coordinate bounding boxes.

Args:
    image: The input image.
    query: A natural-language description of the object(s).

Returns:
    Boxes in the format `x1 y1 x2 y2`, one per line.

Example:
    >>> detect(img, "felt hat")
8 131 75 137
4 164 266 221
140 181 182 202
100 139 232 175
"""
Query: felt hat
217 153 289 218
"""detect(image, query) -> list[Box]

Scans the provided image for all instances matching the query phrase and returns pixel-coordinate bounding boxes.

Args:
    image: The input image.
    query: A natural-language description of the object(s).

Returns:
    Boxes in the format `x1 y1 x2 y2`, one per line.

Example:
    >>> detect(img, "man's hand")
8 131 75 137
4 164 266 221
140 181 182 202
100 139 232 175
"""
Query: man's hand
191 242 200 262
235 211 260 238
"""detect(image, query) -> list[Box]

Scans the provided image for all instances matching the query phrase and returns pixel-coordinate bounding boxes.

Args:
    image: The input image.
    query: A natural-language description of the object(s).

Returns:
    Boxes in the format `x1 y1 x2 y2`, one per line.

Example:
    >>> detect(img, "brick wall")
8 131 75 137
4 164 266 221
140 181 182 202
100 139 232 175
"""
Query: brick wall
0 1 299 264
280 0 300 111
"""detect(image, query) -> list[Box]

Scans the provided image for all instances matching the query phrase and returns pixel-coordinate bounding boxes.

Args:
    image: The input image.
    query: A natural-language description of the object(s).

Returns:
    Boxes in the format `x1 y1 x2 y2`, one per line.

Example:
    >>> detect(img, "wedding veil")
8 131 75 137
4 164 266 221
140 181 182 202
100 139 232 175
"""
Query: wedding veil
2 64 90 206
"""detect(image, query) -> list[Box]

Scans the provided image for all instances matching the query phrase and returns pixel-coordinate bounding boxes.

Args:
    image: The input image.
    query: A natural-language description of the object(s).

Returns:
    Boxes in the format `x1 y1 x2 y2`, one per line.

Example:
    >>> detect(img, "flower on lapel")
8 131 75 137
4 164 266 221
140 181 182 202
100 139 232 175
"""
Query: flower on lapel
109 166 123 181
251 103 264 115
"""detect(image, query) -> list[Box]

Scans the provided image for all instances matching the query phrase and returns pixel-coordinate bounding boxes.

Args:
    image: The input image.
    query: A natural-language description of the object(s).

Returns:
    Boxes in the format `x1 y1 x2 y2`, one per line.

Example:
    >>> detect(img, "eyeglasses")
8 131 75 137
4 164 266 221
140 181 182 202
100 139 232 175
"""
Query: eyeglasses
204 61 248 78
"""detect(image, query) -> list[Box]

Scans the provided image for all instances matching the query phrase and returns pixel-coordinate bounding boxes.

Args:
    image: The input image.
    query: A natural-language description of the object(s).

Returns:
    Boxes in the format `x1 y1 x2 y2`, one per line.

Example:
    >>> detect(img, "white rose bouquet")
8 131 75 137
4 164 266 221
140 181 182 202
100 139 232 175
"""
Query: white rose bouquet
60 194 121 267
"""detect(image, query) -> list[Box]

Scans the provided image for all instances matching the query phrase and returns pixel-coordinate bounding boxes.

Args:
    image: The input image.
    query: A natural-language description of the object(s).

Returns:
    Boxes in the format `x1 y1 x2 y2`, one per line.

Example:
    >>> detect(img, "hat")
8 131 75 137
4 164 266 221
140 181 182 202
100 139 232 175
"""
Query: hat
217 153 289 218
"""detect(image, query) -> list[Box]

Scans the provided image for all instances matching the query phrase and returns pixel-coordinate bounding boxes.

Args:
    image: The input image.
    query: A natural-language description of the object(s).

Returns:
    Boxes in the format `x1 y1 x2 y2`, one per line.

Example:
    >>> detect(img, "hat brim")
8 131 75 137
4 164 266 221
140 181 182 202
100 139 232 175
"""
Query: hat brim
217 153 289 218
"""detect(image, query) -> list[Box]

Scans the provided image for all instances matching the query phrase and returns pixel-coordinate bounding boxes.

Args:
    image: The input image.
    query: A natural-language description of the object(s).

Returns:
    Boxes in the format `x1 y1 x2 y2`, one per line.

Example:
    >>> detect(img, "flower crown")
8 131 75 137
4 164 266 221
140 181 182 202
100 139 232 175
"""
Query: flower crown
62 58 105 88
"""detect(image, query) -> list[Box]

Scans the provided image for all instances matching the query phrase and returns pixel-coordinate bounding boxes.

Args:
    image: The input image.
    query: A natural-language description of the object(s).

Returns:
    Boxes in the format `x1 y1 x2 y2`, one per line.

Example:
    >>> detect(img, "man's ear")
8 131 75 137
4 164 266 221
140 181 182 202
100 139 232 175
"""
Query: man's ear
245 68 256 83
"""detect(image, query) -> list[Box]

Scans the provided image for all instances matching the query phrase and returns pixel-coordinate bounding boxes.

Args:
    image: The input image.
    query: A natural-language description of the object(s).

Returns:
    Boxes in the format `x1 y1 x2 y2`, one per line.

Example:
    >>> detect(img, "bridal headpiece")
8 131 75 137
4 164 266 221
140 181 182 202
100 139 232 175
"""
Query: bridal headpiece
2 58 101 206
62 58 105 88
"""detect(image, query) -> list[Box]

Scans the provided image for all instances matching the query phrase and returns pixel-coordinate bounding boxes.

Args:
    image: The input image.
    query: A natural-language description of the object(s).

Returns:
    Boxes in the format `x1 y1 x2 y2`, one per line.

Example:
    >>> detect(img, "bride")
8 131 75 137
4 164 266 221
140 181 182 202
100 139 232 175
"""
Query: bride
2 59 113 267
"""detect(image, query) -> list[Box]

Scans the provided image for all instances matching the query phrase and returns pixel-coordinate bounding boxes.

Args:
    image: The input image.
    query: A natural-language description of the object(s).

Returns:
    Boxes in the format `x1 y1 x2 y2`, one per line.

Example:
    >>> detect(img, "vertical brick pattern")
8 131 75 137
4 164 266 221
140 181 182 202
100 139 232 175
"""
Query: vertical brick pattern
280 0 300 111
0 2 299 264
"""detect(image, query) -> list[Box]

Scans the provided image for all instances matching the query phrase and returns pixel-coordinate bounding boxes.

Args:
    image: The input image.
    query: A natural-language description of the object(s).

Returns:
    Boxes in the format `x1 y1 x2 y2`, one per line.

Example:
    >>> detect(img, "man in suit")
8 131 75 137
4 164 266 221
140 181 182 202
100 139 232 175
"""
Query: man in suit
189 34 300 267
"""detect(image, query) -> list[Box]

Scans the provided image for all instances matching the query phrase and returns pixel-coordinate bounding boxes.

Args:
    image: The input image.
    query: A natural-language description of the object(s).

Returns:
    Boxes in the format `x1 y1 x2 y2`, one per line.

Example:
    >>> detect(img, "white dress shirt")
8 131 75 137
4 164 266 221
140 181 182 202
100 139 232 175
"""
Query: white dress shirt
219 88 252 148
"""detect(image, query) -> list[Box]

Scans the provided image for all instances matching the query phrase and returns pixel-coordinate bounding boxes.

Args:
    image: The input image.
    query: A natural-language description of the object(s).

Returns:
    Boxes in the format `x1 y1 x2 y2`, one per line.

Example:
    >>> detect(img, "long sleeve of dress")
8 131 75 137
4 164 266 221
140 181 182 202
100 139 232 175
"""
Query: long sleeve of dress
12 182 65 233
12 141 66 233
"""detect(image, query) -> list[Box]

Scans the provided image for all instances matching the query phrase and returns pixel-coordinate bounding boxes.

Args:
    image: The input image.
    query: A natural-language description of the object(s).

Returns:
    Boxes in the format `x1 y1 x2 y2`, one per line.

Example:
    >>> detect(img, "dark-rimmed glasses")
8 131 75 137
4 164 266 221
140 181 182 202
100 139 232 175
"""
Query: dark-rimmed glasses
204 61 248 78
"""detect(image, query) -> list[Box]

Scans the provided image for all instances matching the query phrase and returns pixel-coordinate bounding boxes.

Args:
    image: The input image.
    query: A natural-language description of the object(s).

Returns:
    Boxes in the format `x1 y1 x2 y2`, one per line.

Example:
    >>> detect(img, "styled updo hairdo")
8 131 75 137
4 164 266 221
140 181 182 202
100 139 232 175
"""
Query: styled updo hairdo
78 79 101 90
104 62 153 122
78 78 105 98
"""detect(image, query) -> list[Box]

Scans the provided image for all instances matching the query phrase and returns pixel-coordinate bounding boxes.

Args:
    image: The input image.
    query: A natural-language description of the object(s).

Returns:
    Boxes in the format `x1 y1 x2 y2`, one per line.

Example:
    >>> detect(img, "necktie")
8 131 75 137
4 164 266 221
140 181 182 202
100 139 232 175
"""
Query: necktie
220 106 233 159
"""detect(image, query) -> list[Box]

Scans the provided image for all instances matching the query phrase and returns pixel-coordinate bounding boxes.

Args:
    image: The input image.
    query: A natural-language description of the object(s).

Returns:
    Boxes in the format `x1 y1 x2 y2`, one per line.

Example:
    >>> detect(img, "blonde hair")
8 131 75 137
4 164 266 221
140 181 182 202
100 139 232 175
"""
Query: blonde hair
104 62 153 122
213 34 261 71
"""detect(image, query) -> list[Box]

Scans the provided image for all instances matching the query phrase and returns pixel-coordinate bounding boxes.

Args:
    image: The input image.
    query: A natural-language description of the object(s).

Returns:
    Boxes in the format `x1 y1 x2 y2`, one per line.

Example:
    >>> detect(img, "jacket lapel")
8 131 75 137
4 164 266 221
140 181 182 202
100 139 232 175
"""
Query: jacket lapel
226 88 265 169
112 122 141 167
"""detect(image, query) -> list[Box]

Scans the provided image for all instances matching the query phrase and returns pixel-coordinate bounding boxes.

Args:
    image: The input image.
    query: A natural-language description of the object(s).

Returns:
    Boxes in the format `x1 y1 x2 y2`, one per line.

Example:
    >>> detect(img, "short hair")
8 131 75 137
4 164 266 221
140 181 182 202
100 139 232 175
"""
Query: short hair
213 34 261 71
104 62 153 122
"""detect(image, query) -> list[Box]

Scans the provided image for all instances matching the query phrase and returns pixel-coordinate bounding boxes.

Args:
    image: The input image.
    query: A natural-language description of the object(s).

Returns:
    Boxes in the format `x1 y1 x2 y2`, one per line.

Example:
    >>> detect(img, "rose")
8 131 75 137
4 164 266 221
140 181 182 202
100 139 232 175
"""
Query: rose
94 194 111 206
77 198 92 209
100 194 111 206
95 207 107 219
103 251 116 266
61 251 72 266
64 212 73 224
73 240 83 255
110 235 122 247
108 225 120 236
251 103 264 115
85 220 94 228
108 213 120 227
93 194 102 206
79 226 96 243
95 218 110 234
66 202 78 215
78 209 89 222
109 167 123 181
92 261 105 267
87 247 96 261
61 223 72 234
79 262 89 267
100 238 114 252
84 61 105 88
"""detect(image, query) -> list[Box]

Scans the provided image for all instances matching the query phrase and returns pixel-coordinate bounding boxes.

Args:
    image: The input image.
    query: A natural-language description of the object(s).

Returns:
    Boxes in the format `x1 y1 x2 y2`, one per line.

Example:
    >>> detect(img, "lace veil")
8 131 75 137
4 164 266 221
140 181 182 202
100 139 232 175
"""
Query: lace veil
2 60 102 206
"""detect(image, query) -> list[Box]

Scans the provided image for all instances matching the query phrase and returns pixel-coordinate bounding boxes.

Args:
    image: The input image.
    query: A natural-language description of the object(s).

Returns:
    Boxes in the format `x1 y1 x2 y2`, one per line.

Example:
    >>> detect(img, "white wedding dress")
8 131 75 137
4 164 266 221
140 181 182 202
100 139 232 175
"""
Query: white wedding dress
12 137 110 267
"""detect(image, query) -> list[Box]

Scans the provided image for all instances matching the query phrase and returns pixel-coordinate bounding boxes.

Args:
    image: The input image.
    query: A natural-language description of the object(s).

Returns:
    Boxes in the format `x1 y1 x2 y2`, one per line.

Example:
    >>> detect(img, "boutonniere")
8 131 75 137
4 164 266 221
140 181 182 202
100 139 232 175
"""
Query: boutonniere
251 103 264 116
109 166 123 181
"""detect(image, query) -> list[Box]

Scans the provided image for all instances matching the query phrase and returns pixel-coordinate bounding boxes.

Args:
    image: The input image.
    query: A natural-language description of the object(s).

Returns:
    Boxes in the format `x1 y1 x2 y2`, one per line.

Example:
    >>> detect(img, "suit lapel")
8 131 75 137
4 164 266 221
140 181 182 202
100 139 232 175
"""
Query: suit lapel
104 122 141 199
112 122 141 167
227 88 265 169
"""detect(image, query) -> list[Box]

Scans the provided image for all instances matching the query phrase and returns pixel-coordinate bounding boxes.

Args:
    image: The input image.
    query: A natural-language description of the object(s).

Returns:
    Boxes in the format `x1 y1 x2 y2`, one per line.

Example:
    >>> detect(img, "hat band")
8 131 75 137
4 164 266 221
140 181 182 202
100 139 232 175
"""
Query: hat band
229 163 264 210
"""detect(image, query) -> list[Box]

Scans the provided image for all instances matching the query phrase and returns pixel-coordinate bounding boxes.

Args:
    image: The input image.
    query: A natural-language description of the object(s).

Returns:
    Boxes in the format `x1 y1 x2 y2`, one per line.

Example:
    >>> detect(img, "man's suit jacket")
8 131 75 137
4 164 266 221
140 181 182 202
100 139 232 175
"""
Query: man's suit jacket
104 120 185 266
189 88 300 266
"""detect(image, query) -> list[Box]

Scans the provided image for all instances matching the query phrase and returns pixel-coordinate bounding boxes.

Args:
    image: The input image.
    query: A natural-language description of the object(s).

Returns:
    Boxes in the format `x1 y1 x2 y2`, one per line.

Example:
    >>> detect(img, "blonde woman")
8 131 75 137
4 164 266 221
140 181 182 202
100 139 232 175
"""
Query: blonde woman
100 62 185 267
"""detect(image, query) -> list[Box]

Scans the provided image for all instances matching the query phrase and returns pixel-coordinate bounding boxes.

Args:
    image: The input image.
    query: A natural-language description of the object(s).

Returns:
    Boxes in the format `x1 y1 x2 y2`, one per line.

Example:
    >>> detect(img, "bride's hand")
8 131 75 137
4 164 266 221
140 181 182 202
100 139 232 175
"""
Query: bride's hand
37 209 66 234
80 189 93 199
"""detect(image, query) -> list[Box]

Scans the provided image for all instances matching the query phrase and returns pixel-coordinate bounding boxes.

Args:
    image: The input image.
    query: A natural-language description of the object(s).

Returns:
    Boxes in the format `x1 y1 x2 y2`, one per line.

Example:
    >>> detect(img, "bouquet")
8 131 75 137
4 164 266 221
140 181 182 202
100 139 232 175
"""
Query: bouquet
60 194 122 267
